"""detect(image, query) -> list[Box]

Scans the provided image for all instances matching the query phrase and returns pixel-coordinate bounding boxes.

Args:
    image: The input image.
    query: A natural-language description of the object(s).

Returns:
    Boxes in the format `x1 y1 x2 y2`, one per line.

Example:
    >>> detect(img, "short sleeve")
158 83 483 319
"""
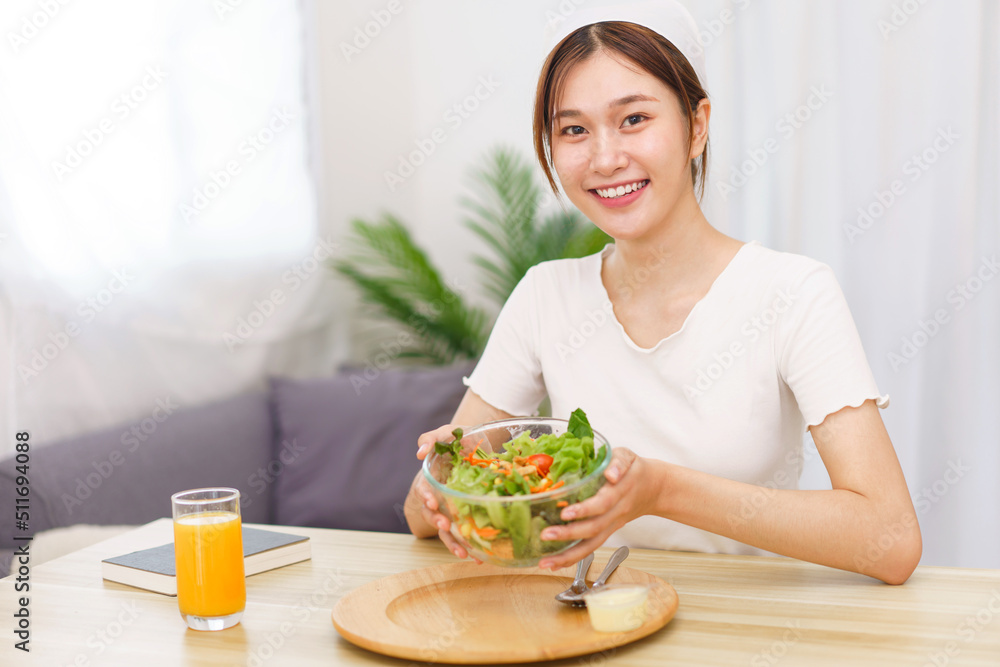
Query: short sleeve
775 263 889 427
464 267 547 416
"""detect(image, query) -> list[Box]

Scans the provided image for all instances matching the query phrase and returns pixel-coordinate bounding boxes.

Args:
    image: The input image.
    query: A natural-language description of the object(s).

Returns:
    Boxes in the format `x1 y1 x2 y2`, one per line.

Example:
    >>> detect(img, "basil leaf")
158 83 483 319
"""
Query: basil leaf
567 408 593 440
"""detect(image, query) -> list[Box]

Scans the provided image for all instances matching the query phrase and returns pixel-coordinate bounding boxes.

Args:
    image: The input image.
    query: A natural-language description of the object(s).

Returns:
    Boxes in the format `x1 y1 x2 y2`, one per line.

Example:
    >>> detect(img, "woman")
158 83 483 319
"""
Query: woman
404 3 921 584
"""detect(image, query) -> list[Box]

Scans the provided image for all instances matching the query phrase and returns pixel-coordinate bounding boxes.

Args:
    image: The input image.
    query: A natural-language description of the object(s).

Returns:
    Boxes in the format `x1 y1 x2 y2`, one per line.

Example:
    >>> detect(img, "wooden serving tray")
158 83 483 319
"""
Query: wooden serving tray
331 561 678 663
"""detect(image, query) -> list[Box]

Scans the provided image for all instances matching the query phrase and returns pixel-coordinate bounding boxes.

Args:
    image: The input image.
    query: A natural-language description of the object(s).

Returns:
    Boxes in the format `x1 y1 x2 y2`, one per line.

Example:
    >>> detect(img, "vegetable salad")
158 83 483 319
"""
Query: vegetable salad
433 409 608 563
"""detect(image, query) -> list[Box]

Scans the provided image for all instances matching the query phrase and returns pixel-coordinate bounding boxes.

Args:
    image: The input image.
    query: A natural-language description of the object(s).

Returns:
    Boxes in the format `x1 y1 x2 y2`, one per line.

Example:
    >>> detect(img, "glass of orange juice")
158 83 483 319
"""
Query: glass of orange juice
171 488 246 631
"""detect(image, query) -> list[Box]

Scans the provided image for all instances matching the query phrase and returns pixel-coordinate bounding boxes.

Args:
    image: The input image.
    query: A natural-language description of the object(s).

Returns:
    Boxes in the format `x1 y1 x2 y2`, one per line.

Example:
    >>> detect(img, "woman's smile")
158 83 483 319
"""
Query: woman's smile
590 178 651 208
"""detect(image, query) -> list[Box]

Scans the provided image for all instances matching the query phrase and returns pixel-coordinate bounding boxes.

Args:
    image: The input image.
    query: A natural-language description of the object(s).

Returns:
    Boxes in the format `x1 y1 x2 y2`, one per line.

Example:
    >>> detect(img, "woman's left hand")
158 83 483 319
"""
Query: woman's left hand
537 447 657 570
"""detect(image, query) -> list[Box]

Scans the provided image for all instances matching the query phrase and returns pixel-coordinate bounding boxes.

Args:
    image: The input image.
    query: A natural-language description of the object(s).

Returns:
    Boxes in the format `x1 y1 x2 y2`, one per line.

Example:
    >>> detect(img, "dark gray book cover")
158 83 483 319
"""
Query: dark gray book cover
103 526 310 575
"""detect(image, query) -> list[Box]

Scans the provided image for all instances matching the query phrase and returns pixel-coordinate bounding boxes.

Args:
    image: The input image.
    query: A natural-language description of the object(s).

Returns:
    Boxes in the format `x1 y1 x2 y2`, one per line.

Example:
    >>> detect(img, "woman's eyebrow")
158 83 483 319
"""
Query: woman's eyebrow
555 108 581 120
611 93 659 107
554 94 660 120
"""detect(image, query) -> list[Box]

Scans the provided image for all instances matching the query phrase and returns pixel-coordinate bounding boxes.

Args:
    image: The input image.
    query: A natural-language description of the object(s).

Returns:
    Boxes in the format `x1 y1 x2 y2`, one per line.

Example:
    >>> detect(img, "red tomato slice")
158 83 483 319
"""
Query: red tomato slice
526 453 553 477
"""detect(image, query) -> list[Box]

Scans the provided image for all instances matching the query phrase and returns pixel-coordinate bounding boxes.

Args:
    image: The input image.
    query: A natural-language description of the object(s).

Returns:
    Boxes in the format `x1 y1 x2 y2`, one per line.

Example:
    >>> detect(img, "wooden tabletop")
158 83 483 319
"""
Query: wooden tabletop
2 519 999 666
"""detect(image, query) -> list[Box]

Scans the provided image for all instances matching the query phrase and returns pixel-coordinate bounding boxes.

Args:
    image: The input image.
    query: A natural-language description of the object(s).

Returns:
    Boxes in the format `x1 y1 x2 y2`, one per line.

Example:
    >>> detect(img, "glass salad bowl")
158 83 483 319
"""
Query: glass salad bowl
421 414 613 568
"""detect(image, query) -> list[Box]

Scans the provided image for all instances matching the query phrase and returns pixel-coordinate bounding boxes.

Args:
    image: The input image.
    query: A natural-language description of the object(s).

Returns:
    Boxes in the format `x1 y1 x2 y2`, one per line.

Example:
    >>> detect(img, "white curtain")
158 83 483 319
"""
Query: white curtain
313 1 998 568
700 0 999 570
0 0 347 450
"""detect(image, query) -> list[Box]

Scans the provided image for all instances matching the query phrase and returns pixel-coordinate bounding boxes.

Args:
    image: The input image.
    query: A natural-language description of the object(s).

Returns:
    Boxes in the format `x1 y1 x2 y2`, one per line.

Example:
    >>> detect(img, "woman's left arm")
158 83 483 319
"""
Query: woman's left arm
538 399 922 584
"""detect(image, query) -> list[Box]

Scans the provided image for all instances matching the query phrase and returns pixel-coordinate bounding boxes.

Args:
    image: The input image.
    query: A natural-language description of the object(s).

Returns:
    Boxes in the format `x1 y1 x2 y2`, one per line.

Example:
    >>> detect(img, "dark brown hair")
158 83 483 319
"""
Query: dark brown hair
532 21 710 199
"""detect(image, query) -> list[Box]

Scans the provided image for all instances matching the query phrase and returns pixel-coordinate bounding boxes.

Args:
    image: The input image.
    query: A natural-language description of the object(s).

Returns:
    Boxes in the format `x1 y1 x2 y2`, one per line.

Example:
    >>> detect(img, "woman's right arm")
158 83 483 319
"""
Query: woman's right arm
403 389 511 554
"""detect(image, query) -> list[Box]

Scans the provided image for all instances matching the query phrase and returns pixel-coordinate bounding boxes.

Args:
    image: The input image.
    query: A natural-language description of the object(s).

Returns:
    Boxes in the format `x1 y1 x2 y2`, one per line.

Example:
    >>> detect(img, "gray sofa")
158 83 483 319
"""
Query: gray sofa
0 363 472 575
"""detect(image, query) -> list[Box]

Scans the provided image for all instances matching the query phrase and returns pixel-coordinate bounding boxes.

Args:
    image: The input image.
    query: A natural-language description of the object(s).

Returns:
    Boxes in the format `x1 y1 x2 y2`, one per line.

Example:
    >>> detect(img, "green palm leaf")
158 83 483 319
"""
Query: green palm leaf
331 145 612 365
462 146 612 307
332 215 489 363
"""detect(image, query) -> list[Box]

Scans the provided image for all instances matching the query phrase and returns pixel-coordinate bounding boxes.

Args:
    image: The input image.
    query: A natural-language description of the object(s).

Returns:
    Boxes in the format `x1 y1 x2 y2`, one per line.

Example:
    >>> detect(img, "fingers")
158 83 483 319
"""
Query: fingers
604 447 637 483
538 537 602 570
419 501 447 530
438 526 469 559
417 478 451 533
415 477 439 512
416 423 461 459
557 448 638 521
542 513 613 543
560 478 622 522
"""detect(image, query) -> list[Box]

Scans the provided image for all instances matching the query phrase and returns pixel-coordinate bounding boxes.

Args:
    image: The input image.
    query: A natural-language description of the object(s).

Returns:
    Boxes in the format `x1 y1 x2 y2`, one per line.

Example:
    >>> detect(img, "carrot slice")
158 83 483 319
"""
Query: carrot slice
550 480 565 490
556 500 569 508
529 478 552 494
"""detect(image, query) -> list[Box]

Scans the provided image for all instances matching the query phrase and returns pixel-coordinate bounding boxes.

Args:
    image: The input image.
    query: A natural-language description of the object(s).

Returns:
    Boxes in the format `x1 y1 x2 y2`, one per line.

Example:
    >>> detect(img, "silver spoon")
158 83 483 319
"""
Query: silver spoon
588 546 630 593
555 546 630 607
554 553 593 605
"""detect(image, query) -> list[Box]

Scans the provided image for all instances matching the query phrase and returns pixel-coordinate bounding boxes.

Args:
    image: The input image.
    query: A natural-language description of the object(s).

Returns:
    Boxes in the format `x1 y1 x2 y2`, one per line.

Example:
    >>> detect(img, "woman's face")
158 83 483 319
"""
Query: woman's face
551 50 704 242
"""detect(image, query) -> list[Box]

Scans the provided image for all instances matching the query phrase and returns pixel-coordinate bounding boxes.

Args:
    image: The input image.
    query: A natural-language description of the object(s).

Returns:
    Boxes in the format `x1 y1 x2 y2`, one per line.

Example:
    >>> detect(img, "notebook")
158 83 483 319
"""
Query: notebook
101 526 311 596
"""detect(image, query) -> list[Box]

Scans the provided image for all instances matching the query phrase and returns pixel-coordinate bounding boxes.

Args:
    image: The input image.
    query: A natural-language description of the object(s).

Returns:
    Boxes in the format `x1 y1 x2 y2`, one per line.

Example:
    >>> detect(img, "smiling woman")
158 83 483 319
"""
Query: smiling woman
534 19 710 203
403 1 925 586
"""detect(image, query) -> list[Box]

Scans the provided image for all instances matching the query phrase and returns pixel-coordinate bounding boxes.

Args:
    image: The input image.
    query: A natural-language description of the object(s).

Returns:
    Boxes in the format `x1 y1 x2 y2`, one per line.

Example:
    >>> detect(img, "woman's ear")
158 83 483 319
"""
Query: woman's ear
689 98 711 160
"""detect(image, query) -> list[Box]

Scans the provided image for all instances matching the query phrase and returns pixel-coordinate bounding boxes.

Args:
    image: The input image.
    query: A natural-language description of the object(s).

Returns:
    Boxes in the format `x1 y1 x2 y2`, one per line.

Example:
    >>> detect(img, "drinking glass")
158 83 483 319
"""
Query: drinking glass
171 487 246 631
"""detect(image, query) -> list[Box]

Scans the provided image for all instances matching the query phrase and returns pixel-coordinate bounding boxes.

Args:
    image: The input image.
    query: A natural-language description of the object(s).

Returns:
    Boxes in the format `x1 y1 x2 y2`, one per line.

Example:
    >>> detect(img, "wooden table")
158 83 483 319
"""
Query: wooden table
2 519 999 666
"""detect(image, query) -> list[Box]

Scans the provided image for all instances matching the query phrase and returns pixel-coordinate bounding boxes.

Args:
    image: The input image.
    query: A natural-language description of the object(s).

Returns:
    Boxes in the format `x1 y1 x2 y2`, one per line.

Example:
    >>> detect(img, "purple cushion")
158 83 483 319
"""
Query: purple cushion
0 391 274 549
269 363 472 533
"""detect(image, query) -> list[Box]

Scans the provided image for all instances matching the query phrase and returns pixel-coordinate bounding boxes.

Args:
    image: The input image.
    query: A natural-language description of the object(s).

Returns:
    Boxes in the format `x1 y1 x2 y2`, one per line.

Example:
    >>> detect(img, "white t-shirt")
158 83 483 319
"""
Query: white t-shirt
464 241 888 556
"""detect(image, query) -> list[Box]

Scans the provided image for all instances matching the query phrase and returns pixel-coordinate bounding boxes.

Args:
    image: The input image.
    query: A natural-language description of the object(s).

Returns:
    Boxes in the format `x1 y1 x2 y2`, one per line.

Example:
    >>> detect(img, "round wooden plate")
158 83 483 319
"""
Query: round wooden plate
331 562 678 664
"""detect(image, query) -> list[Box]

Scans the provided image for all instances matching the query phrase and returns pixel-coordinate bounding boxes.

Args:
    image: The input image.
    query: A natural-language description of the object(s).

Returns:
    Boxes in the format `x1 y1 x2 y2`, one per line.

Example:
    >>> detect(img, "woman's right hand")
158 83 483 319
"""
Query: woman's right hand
405 423 477 560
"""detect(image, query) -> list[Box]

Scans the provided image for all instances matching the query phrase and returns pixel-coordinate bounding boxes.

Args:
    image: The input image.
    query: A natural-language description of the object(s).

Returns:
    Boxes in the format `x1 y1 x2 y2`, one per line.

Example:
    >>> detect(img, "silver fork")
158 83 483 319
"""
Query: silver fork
554 546 630 607
554 553 594 605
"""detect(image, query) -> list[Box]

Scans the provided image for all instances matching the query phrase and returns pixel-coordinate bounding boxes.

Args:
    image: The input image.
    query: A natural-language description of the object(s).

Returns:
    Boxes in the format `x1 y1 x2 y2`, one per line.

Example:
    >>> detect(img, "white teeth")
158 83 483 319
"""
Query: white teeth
596 180 648 199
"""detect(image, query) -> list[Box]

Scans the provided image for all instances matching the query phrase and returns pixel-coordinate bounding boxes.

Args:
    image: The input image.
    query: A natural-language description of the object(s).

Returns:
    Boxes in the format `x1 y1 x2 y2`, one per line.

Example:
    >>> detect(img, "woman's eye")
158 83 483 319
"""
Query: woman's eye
561 125 586 136
623 114 646 128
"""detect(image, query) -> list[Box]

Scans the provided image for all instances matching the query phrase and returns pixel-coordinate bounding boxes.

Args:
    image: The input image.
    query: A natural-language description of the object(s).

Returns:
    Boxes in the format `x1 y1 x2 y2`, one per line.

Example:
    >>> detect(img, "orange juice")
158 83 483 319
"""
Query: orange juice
173 511 246 618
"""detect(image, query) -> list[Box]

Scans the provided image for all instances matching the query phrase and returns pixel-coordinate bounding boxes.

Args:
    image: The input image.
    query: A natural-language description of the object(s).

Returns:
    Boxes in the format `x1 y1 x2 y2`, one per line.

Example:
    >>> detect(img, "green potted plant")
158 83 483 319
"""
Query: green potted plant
333 146 611 364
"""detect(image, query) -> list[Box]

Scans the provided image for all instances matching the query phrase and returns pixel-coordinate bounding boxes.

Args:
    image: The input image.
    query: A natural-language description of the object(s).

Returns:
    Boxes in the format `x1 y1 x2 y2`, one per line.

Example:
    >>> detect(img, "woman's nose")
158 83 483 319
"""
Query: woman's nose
589 132 628 175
